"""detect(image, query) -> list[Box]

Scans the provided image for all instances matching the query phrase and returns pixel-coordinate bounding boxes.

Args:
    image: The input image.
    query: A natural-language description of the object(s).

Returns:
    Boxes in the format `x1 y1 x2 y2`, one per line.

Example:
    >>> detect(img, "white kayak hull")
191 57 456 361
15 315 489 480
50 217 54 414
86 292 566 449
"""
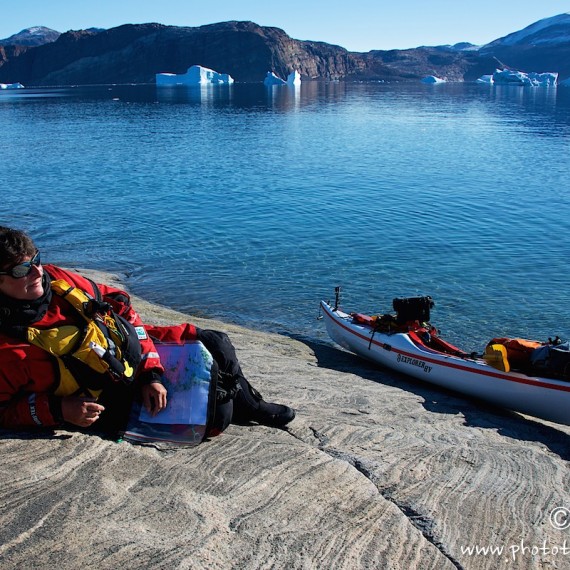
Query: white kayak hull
320 300 570 426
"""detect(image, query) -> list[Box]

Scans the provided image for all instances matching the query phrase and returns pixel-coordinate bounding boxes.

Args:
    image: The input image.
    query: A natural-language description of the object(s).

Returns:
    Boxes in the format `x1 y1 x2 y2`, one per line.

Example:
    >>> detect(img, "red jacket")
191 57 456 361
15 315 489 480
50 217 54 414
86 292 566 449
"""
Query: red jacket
0 265 168 428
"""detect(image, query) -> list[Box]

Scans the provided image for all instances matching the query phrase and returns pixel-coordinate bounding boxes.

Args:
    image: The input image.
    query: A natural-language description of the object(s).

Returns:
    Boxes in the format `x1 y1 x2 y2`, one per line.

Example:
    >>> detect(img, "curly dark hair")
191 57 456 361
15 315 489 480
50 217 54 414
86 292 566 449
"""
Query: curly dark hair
0 227 37 270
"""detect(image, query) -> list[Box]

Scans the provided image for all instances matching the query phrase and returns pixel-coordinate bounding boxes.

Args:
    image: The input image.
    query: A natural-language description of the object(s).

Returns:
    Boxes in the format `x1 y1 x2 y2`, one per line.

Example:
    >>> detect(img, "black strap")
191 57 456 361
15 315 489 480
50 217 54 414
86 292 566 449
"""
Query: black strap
86 277 102 301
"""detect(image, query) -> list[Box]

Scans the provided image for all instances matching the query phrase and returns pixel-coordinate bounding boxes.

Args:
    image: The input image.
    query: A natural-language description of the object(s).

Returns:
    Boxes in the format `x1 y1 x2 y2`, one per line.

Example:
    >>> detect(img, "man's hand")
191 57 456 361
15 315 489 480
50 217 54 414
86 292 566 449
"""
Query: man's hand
61 397 105 427
141 382 168 416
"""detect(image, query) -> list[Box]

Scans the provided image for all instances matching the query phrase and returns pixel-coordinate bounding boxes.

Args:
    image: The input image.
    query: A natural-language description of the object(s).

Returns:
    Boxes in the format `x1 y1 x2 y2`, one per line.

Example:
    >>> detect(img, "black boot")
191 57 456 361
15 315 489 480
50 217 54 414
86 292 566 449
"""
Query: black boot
196 328 295 428
233 376 295 427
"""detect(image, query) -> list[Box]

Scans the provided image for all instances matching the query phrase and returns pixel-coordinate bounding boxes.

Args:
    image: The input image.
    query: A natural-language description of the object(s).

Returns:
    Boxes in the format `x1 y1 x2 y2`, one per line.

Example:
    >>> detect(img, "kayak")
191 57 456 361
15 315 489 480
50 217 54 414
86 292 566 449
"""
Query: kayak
319 298 570 426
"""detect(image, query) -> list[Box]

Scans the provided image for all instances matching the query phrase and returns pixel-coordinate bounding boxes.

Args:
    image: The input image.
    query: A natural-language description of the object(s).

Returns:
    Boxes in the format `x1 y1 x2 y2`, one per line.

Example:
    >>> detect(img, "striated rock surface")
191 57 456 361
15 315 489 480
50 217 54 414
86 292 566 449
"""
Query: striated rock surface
1 269 569 569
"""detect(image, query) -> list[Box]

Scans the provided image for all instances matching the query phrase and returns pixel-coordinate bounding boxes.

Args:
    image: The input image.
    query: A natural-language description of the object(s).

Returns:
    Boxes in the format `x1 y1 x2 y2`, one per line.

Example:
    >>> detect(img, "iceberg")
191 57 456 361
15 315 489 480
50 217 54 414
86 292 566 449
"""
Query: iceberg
421 75 446 84
264 72 286 86
478 69 558 87
0 82 25 89
287 71 301 86
560 77 570 87
476 75 494 85
263 70 302 86
156 65 234 86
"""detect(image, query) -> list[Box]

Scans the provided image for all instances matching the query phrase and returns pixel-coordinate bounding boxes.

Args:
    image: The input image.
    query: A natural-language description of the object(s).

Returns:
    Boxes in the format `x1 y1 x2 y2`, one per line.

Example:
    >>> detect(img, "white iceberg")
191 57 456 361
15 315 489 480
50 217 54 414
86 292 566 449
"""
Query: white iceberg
476 75 494 85
264 71 286 86
478 69 558 87
156 65 234 86
264 70 301 86
421 75 446 84
0 82 25 89
287 70 301 86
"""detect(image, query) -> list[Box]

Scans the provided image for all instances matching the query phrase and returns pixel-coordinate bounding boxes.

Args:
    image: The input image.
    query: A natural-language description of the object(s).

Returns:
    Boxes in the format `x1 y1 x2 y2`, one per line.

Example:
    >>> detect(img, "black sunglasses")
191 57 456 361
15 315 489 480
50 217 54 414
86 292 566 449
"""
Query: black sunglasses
0 250 41 279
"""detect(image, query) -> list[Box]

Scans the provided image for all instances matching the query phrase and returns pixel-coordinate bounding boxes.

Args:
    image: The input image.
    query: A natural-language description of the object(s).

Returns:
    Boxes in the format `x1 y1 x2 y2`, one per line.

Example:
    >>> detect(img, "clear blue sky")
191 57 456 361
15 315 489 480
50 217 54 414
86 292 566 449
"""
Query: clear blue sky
2 1 569 51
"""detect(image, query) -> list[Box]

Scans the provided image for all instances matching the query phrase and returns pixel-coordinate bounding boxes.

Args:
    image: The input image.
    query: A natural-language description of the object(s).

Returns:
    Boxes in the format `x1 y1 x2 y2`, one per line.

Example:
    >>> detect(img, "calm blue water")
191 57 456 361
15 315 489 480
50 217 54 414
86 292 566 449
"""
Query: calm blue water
1 82 569 351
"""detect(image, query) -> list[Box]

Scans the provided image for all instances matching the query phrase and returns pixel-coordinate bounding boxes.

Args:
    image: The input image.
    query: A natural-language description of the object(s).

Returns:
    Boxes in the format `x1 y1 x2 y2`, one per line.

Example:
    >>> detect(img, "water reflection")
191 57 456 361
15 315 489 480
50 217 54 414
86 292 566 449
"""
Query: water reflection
487 84 558 107
265 83 301 111
478 84 570 137
0 88 72 102
152 81 348 112
155 84 234 106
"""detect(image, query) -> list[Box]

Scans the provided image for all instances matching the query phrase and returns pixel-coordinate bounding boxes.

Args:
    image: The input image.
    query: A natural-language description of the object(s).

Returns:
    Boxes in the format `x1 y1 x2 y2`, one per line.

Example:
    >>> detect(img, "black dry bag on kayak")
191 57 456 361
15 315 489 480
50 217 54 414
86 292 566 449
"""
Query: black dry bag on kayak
393 296 434 325
530 341 570 380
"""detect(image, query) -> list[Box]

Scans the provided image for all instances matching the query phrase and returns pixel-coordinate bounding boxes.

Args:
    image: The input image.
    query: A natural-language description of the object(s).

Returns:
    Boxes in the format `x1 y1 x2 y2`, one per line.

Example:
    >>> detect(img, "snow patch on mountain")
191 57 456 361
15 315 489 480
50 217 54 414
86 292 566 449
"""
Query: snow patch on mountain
484 13 570 48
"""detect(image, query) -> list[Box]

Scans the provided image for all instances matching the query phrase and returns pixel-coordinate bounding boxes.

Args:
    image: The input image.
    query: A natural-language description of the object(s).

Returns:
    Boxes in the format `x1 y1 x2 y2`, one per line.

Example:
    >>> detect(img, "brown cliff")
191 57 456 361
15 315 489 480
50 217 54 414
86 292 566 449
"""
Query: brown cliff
0 21 500 85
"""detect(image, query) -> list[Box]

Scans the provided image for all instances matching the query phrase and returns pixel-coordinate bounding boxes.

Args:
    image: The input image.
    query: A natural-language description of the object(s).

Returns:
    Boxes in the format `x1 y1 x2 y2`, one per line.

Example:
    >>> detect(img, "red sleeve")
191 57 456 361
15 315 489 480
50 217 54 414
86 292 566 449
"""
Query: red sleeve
145 323 198 344
44 265 164 376
0 392 57 428
0 342 60 428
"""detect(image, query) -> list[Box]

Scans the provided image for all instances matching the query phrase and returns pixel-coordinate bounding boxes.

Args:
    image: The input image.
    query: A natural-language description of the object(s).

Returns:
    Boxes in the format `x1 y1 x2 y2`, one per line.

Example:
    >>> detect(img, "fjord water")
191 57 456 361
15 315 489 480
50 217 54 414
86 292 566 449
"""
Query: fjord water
1 82 569 350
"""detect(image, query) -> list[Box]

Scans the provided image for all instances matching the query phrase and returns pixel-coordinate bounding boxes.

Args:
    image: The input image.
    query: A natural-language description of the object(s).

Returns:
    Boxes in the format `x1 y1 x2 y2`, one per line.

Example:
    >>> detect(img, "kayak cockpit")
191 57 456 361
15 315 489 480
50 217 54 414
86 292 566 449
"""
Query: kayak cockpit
407 330 470 358
349 310 469 358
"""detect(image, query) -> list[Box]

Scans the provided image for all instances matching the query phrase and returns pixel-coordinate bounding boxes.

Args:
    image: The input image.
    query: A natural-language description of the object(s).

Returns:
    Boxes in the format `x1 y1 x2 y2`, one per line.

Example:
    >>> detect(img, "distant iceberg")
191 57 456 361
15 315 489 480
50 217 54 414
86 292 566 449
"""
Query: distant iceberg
264 72 286 86
494 69 557 86
421 75 446 84
264 70 301 86
287 70 301 86
156 65 234 86
477 69 558 87
476 75 494 85
560 77 570 87
0 82 25 89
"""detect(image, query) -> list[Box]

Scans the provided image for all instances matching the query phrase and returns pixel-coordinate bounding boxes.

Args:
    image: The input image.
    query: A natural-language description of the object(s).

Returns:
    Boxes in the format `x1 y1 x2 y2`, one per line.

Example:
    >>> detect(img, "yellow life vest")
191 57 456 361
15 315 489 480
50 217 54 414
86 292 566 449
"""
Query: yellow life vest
27 279 142 398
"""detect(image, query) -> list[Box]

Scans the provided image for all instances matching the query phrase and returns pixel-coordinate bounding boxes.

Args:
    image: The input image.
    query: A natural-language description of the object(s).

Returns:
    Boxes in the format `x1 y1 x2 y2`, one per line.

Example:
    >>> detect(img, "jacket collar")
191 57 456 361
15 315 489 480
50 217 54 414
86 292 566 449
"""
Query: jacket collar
0 273 53 337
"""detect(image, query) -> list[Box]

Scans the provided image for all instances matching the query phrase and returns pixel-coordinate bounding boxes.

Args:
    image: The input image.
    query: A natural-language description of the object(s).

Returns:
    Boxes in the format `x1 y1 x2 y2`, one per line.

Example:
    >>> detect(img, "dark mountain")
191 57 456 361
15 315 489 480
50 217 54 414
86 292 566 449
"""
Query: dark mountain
483 13 570 49
0 26 61 47
0 15 567 86
0 26 61 71
479 13 570 79
361 47 502 82
0 21 500 85
427 42 479 52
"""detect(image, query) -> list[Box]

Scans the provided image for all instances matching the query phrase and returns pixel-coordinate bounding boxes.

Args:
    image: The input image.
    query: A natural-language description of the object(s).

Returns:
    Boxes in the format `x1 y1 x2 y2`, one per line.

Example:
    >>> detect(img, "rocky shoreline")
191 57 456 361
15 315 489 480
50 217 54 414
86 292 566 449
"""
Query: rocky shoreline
1 269 569 569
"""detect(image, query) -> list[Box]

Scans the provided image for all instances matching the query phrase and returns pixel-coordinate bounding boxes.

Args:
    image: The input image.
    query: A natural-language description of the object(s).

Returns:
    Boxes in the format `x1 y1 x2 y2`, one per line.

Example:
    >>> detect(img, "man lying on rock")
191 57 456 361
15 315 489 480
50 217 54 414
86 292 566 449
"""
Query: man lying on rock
0 226 294 437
